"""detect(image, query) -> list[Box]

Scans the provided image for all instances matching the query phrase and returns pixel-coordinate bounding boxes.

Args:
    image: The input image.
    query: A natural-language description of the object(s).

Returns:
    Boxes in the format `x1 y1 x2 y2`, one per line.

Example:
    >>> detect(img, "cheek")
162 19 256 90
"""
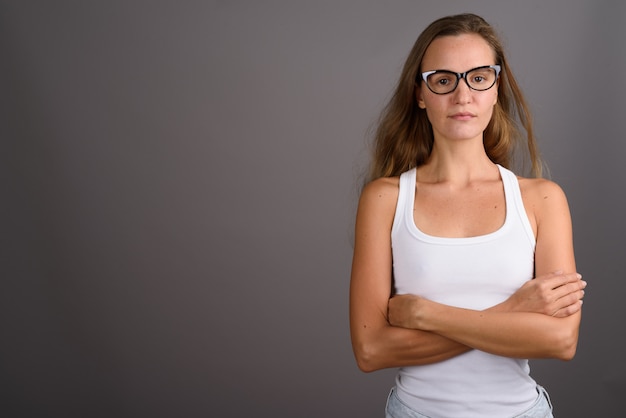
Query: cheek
481 91 498 110
420 93 444 113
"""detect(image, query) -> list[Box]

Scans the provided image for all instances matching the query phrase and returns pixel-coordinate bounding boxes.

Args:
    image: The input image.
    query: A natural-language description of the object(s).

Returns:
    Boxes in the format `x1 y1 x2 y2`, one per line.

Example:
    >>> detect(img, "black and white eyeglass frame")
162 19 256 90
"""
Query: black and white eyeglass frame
420 64 501 95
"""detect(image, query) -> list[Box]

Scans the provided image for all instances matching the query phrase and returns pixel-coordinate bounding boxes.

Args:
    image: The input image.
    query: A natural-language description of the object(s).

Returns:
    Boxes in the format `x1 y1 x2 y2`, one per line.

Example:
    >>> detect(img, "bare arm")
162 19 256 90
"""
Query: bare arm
388 270 585 359
491 270 585 317
387 179 583 360
349 179 471 372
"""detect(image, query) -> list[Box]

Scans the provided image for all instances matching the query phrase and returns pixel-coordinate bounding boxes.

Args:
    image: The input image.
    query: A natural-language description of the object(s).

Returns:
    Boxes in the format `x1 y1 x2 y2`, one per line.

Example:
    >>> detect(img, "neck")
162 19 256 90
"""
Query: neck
419 140 498 184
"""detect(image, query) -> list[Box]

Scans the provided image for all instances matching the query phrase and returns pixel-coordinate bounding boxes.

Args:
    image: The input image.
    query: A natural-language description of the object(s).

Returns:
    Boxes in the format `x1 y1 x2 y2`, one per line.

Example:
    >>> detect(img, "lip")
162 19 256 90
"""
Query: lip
449 112 476 120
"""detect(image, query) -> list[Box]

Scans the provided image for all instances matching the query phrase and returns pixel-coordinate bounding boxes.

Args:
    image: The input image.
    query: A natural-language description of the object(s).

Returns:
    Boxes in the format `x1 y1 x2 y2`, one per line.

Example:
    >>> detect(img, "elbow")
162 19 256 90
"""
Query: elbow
353 341 384 373
557 340 578 361
355 357 377 373
551 328 579 361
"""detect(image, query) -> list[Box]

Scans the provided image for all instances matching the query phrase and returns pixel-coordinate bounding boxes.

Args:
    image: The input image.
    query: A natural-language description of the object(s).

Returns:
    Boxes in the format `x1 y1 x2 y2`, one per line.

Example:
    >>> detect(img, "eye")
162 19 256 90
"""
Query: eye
472 75 486 83
468 69 494 85
430 73 456 85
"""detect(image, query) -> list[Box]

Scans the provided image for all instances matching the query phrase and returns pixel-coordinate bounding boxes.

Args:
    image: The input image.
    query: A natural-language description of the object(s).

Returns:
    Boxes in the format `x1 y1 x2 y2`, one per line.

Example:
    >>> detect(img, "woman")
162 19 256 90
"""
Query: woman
349 13 586 418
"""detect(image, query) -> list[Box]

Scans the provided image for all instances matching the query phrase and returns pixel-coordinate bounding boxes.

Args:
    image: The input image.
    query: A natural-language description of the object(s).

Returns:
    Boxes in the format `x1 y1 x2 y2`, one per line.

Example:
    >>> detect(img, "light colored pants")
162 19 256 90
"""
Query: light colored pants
385 385 554 418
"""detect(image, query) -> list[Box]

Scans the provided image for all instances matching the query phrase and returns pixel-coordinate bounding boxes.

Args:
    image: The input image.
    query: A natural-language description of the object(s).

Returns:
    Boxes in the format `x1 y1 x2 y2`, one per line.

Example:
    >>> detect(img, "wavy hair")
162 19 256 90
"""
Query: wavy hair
367 13 542 181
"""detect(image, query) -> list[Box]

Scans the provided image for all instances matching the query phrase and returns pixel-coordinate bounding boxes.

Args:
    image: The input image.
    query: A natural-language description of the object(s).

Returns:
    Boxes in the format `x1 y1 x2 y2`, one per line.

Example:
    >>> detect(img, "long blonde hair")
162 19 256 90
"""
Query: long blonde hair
368 13 542 181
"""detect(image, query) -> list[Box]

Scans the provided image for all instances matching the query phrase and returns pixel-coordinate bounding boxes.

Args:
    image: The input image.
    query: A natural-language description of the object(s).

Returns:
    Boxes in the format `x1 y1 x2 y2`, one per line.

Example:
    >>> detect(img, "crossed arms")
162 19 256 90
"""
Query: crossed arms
349 177 585 372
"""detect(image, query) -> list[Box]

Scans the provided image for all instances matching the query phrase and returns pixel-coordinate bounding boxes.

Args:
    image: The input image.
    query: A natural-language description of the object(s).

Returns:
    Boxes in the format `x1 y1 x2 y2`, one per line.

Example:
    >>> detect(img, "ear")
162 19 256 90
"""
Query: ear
416 86 426 109
492 81 499 106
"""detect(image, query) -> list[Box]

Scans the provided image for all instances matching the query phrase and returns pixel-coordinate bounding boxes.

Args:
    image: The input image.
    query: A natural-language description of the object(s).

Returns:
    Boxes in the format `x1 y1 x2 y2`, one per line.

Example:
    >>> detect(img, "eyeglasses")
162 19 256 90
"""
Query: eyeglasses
420 65 501 95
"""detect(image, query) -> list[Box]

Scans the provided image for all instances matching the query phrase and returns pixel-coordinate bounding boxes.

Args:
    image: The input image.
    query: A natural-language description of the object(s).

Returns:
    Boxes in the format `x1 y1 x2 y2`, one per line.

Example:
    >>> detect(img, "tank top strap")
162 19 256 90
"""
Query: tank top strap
497 165 536 248
391 168 416 236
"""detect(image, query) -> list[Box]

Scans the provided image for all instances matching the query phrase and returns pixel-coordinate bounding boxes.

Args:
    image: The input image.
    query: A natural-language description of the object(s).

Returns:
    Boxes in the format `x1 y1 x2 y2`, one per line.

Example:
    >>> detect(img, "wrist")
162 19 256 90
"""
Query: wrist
414 298 434 330
485 300 510 313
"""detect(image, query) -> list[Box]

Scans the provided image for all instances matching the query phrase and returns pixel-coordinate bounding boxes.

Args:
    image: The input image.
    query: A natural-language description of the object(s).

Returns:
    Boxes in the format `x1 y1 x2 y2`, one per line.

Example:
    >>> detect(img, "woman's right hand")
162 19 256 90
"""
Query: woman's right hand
494 271 586 317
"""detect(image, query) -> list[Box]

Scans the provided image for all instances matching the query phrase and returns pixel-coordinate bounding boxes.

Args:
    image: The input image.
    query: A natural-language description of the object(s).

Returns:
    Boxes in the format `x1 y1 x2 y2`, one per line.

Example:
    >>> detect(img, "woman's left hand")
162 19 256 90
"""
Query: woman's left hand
388 294 426 329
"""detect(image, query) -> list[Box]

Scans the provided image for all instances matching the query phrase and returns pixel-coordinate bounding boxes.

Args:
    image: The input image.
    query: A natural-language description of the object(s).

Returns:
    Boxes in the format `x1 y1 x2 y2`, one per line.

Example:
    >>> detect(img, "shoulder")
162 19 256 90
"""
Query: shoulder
518 176 568 202
517 176 571 223
360 176 400 202
361 177 400 205
356 176 401 226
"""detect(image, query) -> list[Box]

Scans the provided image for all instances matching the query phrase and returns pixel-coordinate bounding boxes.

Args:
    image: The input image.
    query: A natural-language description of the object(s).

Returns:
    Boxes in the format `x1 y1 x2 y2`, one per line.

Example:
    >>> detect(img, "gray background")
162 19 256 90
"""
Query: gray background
2 1 624 417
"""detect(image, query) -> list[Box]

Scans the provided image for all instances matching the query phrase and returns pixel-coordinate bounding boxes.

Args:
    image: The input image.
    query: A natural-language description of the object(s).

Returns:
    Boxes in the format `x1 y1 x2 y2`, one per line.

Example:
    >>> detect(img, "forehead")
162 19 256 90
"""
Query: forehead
422 34 496 72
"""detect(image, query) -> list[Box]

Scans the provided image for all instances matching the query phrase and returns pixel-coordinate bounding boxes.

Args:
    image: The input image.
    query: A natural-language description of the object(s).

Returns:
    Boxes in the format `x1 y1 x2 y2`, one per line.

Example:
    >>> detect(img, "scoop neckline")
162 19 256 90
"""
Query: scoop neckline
405 164 510 245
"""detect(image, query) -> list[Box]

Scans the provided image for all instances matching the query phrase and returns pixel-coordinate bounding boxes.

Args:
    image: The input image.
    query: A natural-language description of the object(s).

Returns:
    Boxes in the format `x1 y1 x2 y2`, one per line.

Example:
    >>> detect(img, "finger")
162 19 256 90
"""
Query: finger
552 299 583 317
553 279 585 295
555 289 585 307
553 280 585 300
542 272 583 290
552 282 586 303
550 289 584 316
552 300 583 318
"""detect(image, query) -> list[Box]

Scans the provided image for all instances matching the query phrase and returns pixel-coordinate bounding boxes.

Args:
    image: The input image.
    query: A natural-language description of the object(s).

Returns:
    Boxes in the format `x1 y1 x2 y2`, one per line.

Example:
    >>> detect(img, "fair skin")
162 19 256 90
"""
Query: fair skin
349 34 585 372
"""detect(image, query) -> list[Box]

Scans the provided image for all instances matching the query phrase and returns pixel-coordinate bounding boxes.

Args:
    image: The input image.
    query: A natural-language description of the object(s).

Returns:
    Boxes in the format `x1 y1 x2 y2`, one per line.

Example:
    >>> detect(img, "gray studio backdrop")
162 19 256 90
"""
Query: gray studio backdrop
2 1 625 417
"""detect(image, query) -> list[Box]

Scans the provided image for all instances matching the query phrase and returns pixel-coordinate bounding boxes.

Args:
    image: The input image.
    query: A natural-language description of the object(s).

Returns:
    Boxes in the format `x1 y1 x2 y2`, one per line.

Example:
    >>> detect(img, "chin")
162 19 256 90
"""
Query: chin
444 131 485 142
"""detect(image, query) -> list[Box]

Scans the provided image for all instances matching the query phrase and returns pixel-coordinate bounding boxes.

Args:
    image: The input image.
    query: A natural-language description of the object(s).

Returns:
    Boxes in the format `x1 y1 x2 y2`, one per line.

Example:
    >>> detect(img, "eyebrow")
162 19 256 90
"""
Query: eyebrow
422 65 497 73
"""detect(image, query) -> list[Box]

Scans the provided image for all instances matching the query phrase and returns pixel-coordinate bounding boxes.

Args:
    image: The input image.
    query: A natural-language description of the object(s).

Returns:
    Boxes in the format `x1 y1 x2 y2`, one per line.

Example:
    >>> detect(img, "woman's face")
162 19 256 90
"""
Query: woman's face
417 34 499 144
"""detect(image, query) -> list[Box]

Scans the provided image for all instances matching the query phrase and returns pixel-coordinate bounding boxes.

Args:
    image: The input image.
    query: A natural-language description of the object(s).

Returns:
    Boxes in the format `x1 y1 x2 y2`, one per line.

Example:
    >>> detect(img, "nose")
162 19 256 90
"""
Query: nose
453 77 472 103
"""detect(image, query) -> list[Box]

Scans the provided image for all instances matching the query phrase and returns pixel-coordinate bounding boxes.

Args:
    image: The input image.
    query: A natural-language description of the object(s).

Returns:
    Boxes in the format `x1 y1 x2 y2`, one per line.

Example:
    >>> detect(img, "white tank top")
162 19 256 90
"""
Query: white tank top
391 164 538 417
